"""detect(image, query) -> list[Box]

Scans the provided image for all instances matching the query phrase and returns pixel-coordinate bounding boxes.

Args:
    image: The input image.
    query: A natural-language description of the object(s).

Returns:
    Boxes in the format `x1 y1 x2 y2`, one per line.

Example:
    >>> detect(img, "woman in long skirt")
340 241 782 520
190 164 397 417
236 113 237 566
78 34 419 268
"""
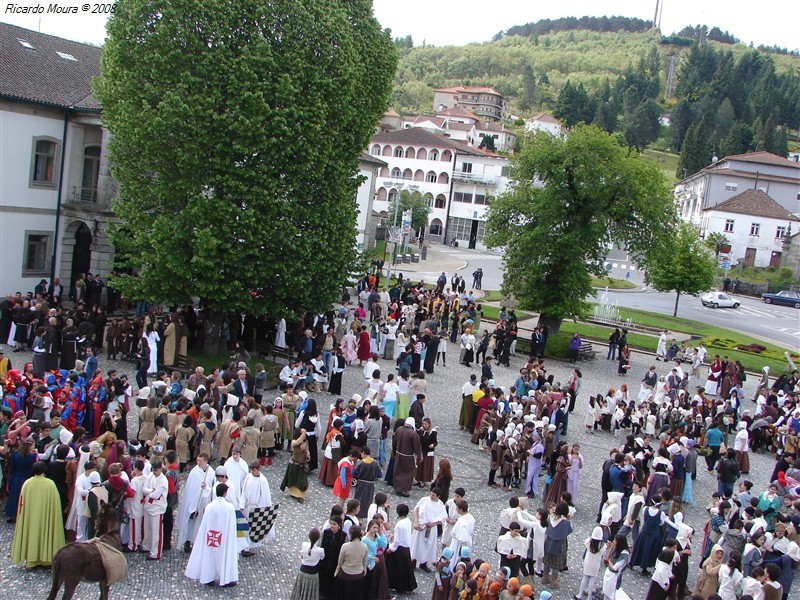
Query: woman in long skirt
332 526 367 600
541 502 573 589
543 445 569 508
396 371 411 420
319 420 344 488
415 418 437 487
319 516 346 600
281 429 310 502
352 449 380 519
566 444 583 502
328 348 345 396
291 528 325 600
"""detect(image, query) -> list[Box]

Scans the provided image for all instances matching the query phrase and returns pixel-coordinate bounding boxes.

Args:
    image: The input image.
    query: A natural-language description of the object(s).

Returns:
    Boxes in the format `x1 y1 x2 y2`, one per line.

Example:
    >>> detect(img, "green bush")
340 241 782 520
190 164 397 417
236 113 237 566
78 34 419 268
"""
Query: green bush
544 332 572 359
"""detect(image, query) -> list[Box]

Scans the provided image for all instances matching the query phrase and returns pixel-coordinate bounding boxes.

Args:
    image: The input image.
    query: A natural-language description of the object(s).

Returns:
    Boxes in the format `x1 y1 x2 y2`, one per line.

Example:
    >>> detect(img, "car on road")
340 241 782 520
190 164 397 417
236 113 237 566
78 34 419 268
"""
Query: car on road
700 291 740 309
761 290 800 308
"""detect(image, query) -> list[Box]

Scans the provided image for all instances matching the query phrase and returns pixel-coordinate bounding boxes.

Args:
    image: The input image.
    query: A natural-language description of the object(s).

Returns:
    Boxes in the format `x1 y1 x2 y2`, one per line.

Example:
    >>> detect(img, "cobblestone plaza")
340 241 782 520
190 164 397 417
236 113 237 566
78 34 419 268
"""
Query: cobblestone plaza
0 345 777 598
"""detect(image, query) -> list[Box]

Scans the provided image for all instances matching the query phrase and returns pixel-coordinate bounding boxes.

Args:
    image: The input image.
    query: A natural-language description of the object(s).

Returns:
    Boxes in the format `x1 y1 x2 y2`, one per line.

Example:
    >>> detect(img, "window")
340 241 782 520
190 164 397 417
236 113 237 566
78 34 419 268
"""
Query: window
435 195 446 209
426 171 437 183
501 166 509 177
461 162 473 173
391 167 401 178
394 147 404 157
79 145 101 202
429 220 443 236
724 219 734 233
23 232 50 275
30 137 59 187
724 182 738 192
370 144 380 155
474 194 487 205
429 150 439 161
776 226 787 239
387 189 398 203
750 223 761 236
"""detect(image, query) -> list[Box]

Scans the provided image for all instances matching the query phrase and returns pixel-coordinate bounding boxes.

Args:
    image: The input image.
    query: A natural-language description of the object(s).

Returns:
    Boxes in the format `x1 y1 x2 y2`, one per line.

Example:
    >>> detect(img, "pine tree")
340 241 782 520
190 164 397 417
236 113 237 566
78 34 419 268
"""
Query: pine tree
677 121 711 179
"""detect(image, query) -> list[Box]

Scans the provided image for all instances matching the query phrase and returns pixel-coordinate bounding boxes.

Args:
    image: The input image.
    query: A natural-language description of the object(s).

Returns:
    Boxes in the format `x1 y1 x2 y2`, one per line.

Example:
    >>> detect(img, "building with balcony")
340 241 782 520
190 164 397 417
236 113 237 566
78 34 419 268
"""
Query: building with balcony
367 127 510 249
525 112 563 137
0 23 114 296
676 151 800 226
433 86 507 122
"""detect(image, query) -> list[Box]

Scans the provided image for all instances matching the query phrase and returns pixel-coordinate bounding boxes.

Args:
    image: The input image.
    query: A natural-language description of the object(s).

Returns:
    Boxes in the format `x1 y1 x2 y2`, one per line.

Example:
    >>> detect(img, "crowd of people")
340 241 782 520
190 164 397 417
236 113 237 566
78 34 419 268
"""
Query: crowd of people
0 273 799 600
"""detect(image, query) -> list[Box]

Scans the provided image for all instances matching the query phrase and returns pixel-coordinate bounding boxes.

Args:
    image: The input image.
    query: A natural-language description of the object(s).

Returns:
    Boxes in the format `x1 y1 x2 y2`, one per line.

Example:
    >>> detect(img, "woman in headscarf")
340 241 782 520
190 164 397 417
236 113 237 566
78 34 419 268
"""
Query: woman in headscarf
693 544 725 599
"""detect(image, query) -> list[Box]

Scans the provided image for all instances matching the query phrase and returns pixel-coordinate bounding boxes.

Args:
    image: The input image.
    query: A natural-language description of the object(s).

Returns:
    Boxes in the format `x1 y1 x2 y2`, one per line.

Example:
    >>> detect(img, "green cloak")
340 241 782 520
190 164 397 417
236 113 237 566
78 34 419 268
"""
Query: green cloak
11 475 65 567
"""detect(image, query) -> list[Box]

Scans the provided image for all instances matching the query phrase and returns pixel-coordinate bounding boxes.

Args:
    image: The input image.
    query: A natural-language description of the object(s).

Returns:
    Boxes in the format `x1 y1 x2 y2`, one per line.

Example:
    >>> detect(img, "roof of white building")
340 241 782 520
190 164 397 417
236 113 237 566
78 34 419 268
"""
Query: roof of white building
371 127 484 155
529 112 560 124
724 151 800 169
436 106 480 121
0 23 101 110
704 189 799 221
434 85 503 96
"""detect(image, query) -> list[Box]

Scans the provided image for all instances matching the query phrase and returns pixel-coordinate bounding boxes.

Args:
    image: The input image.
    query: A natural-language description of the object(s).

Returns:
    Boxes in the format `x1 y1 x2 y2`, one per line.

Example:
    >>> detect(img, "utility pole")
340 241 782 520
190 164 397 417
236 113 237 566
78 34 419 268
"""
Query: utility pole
653 0 660 28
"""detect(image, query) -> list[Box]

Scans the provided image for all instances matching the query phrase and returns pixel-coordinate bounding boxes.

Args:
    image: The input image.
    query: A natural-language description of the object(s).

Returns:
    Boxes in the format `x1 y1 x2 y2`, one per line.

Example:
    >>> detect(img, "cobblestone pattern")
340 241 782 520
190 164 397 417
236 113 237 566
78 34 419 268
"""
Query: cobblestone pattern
0 345 776 598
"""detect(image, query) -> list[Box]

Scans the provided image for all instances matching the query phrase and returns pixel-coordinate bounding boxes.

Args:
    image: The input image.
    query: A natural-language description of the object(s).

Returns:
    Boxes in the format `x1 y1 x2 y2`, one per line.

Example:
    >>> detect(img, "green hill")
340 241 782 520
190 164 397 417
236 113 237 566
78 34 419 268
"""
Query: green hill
391 29 800 116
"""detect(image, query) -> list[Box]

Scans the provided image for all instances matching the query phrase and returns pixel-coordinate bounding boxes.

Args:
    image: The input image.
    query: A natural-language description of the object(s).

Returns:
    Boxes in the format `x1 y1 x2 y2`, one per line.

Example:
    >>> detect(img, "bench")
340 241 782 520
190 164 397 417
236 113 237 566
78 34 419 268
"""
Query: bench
578 341 598 361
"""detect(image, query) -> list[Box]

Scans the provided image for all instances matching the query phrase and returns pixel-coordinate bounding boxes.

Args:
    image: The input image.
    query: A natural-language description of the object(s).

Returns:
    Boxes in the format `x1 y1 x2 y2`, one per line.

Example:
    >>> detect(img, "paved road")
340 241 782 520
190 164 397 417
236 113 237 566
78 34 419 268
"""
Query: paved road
596 288 800 350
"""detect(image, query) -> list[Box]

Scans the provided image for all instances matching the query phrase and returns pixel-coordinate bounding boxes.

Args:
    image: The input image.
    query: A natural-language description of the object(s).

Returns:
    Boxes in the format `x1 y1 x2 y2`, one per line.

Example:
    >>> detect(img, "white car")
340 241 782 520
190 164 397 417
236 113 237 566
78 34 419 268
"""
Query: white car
700 291 740 309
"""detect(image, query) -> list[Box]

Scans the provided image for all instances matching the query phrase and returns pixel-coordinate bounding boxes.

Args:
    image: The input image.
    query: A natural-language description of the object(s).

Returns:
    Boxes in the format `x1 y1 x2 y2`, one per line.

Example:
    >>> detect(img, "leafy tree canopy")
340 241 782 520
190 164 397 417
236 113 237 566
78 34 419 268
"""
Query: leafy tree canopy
95 0 397 351
647 223 717 316
485 125 674 330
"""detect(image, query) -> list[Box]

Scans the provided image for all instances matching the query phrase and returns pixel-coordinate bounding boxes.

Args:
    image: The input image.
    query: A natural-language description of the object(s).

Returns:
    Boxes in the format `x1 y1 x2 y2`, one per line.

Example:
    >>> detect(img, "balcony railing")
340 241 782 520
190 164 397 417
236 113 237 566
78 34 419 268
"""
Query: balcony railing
452 172 498 186
71 187 97 203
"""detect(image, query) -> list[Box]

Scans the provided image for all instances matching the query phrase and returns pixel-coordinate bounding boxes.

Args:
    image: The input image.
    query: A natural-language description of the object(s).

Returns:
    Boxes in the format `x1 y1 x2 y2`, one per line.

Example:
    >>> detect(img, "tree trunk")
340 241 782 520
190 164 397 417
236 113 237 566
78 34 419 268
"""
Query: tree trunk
202 310 229 357
537 314 562 336
673 291 681 317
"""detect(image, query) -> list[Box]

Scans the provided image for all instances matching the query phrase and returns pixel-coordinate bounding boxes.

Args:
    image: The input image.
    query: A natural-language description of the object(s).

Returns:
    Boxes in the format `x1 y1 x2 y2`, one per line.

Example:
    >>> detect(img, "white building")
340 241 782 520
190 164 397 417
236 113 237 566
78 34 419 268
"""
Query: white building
367 127 509 249
433 86 506 121
0 23 114 297
700 189 800 268
525 112 563 137
676 151 800 226
355 153 387 250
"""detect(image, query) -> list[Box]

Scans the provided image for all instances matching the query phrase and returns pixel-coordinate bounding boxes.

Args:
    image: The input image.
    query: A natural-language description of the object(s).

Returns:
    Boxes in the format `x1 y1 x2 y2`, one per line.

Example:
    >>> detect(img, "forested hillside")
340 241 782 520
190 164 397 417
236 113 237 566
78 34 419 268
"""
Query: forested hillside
390 20 800 167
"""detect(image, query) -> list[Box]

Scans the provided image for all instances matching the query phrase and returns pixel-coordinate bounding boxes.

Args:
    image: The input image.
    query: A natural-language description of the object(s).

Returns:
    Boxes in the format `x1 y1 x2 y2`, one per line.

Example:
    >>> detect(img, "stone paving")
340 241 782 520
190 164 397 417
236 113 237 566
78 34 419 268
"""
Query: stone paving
0 344 778 599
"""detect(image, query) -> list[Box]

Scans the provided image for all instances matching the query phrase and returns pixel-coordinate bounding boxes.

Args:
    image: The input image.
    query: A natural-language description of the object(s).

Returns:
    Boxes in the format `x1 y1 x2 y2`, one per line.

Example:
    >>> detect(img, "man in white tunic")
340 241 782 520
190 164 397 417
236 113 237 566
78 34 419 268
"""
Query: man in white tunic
656 330 668 361
447 499 476 569
224 448 249 494
184 483 239 588
240 461 275 556
410 487 447 571
176 453 216 553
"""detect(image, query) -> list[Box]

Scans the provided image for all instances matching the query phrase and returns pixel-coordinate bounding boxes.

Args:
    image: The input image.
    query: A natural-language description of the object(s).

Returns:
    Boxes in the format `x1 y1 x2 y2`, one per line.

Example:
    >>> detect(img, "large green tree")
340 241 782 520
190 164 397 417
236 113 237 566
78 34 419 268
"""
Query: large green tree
485 125 674 332
95 0 397 354
647 223 717 316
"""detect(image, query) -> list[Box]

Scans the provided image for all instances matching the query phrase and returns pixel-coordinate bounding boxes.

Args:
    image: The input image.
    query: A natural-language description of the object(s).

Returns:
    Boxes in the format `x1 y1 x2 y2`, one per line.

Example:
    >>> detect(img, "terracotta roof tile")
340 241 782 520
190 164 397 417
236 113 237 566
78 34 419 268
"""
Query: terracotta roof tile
0 23 101 110
723 151 800 169
436 106 480 121
370 127 483 155
704 189 799 221
530 112 560 124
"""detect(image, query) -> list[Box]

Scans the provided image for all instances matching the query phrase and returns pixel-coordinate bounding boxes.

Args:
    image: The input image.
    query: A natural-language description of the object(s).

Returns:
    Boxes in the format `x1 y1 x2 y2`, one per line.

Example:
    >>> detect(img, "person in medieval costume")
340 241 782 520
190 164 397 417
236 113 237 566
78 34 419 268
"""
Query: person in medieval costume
176 453 216 554
184 483 239 588
392 417 422 497
240 461 276 556
11 461 66 568
409 487 448 572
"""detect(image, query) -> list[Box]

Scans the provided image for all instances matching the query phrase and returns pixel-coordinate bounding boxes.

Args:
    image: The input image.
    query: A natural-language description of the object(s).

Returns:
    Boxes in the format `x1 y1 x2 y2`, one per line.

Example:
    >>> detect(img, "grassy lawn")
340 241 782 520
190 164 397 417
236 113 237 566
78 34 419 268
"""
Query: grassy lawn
583 305 796 372
480 290 505 302
590 276 636 289
641 148 680 178
186 350 280 375
718 265 795 286
641 148 680 182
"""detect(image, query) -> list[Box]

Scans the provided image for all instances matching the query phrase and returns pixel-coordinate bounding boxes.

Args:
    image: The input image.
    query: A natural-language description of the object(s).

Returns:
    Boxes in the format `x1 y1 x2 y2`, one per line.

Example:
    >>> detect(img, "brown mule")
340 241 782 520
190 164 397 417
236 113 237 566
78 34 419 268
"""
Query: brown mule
46 496 126 600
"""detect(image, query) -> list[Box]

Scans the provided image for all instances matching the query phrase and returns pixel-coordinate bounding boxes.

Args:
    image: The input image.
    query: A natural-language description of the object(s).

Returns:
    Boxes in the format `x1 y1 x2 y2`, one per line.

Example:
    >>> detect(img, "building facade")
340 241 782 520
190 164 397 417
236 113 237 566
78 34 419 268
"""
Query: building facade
368 127 509 251
433 86 506 121
1 23 114 297
676 151 800 226
700 189 799 268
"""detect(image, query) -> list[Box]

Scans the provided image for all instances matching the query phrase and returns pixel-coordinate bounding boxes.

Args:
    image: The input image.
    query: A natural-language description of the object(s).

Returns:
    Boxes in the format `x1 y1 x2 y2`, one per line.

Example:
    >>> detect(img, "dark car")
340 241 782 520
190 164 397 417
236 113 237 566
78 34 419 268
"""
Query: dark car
761 290 800 308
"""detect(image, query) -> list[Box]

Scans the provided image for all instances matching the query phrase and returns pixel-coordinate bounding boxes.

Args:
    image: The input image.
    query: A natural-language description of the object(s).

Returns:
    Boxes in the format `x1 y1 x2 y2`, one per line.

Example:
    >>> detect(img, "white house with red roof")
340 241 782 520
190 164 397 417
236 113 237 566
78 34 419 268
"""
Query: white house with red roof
700 189 800 268
676 151 800 226
525 112 563 137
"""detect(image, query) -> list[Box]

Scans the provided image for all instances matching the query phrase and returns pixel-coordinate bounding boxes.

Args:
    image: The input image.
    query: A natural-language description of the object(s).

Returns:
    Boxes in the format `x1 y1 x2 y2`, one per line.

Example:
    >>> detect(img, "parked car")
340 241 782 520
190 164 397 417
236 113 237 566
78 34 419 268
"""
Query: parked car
761 290 800 308
700 291 740 308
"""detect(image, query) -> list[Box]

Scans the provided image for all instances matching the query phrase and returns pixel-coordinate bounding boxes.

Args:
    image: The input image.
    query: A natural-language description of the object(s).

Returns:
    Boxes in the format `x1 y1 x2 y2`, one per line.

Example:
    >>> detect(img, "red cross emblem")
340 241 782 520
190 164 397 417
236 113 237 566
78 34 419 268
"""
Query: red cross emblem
206 530 222 547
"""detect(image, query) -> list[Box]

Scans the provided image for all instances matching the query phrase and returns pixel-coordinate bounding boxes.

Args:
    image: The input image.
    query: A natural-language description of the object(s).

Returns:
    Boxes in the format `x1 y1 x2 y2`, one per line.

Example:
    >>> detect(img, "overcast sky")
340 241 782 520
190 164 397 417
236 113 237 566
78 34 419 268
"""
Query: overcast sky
1 0 796 51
